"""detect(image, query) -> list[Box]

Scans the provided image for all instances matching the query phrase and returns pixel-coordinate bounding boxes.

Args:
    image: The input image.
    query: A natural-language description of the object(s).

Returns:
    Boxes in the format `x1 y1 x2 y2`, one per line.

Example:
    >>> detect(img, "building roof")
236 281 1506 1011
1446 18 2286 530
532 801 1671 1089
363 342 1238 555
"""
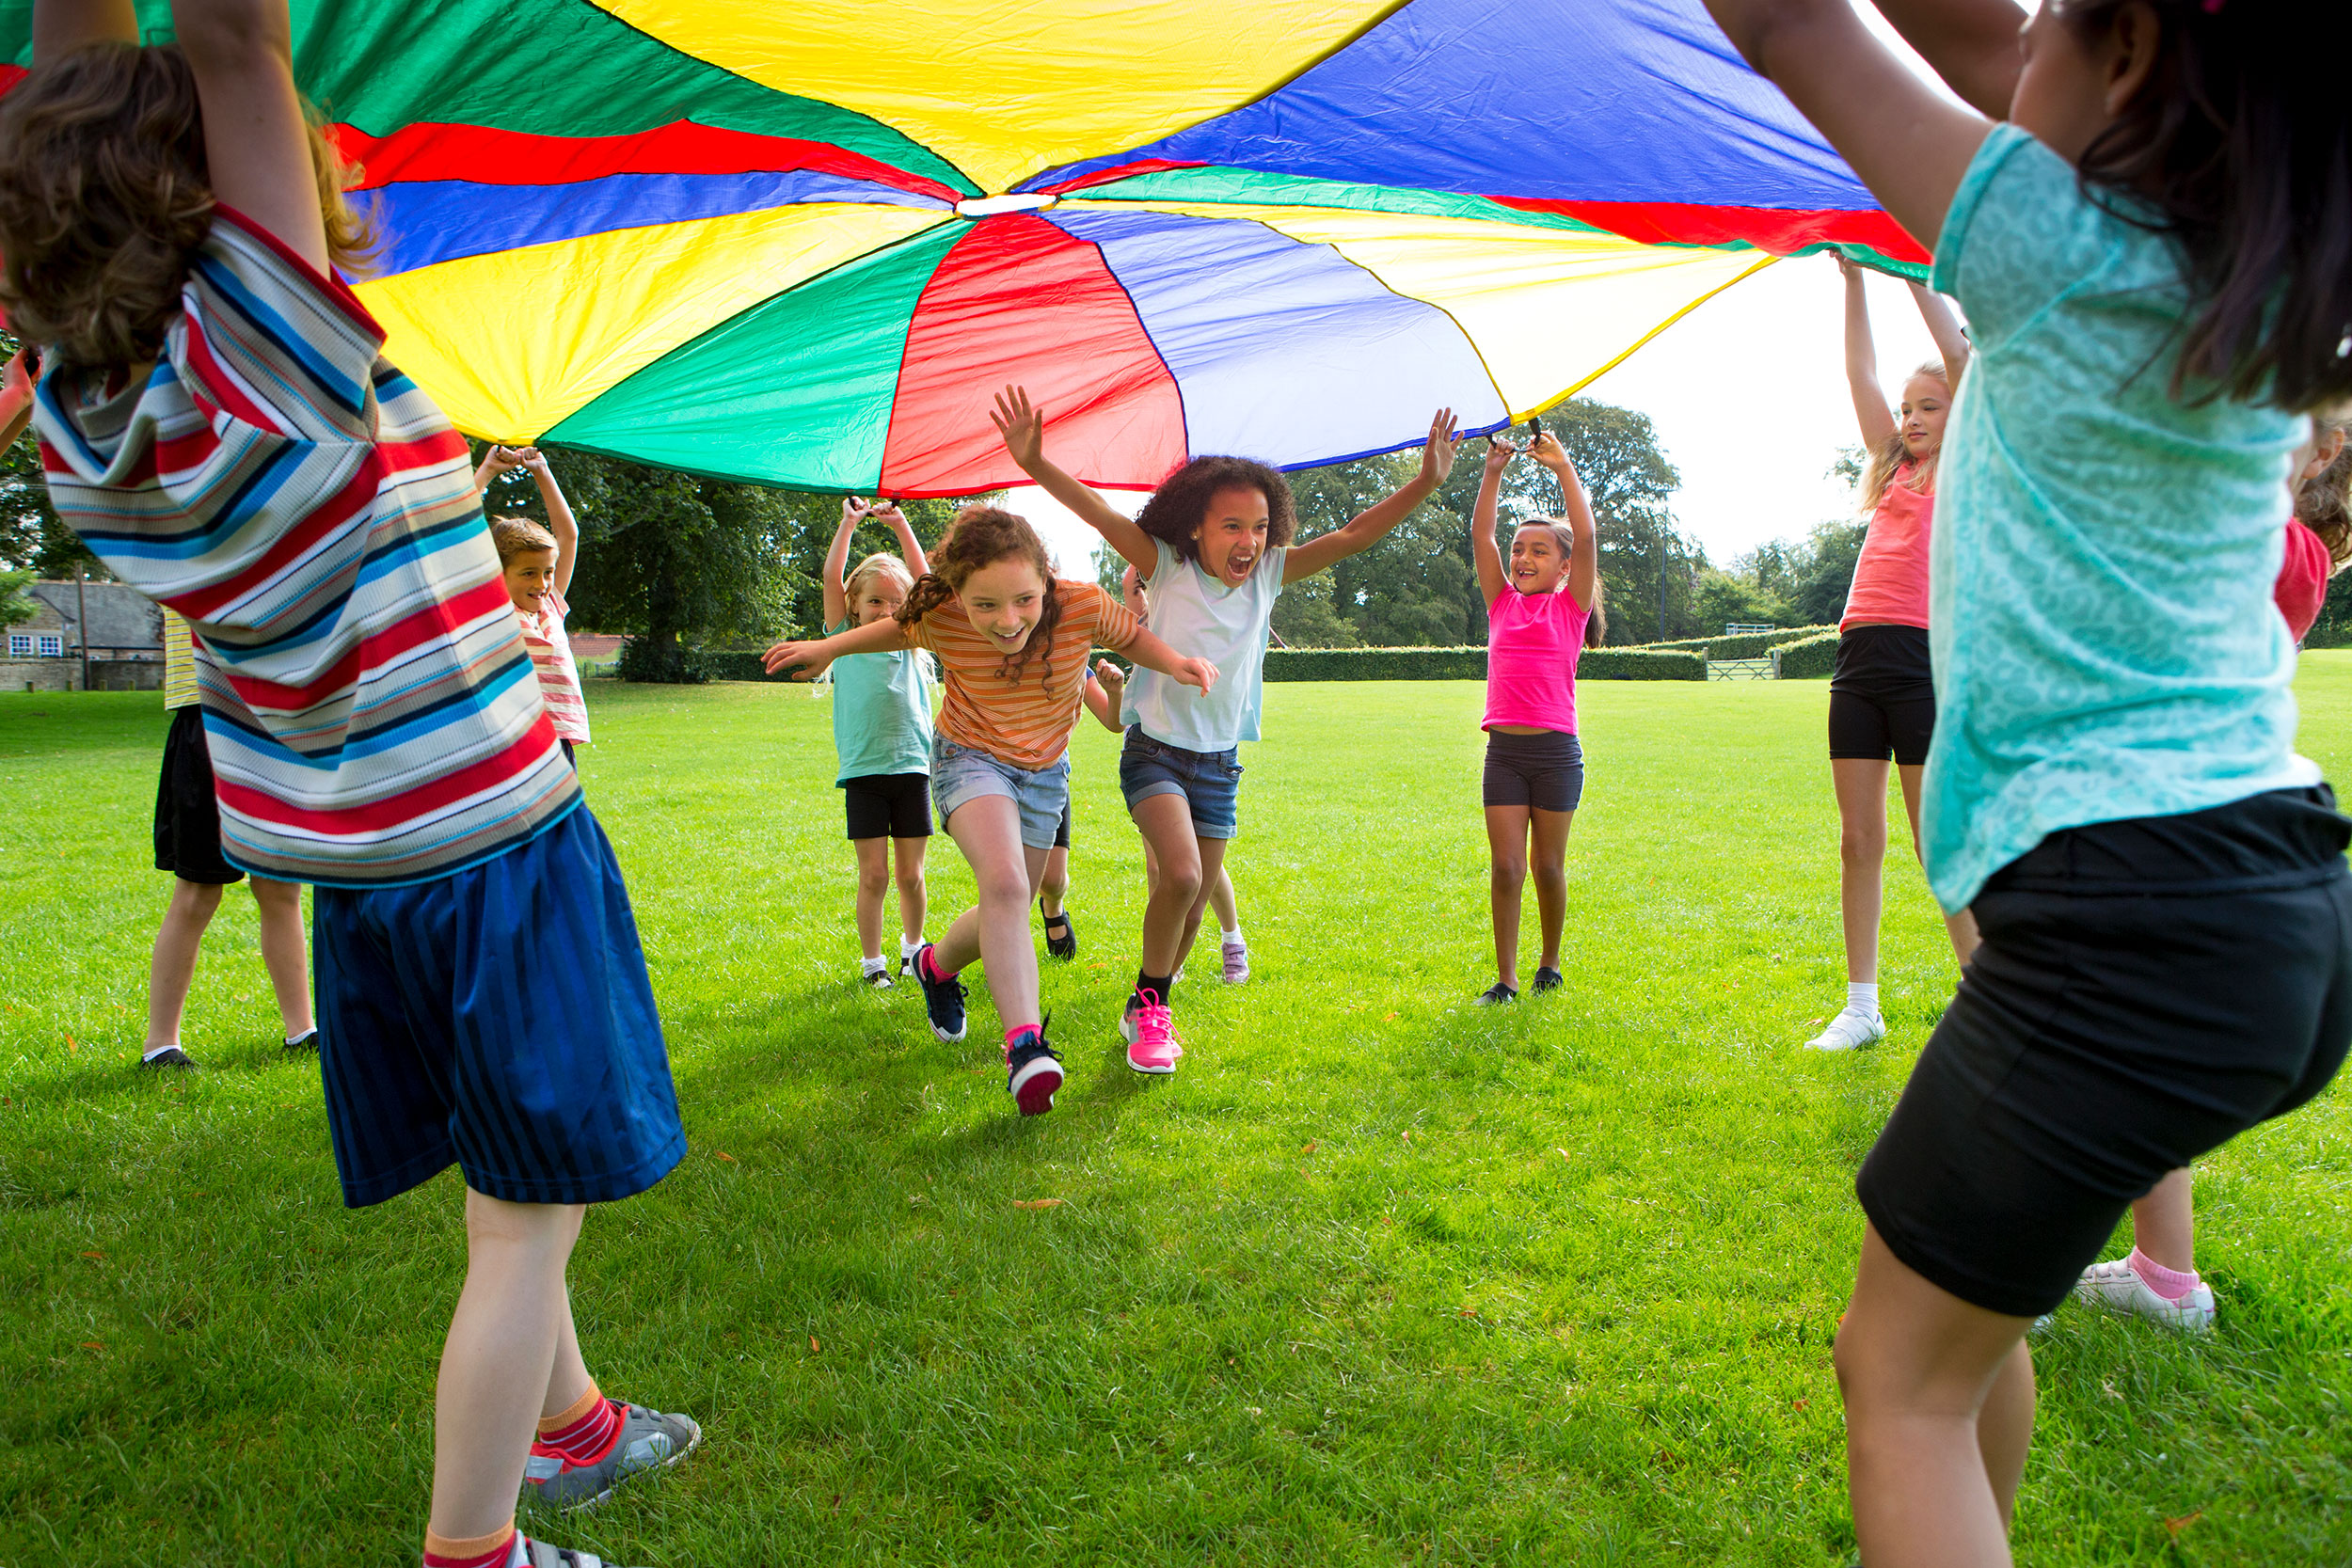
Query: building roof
25 579 163 650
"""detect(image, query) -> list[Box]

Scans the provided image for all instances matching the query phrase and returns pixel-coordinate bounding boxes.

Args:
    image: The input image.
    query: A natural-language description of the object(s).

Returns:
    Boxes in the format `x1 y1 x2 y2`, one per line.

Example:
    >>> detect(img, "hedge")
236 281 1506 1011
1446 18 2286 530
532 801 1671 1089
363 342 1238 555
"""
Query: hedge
1770 630 1842 680
1629 624 1836 661
1261 646 1705 682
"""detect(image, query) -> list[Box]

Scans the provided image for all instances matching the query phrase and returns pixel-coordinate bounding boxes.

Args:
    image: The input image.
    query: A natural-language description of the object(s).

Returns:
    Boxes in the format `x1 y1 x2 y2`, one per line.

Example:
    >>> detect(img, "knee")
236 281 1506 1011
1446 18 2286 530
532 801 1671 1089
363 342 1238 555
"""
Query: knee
1532 859 1567 889
173 880 225 921
1037 863 1068 902
249 878 299 915
977 866 1032 910
1490 854 1527 886
857 866 891 899
1838 826 1886 867
896 866 927 899
1160 860 1203 903
465 1194 581 1261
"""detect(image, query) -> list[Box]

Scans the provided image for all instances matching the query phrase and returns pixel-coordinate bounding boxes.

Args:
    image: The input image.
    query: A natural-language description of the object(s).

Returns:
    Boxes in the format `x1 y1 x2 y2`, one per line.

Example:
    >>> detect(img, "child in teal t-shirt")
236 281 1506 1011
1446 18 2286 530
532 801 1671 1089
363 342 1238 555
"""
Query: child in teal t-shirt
1697 0 2352 1559
819 499 936 986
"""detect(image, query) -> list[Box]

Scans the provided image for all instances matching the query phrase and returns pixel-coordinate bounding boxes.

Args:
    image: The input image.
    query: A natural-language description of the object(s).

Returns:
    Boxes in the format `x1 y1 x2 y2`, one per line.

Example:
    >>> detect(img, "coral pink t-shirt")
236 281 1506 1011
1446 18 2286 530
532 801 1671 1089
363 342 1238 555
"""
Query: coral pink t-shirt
2274 519 2331 643
1484 587 1591 735
1841 467 1933 632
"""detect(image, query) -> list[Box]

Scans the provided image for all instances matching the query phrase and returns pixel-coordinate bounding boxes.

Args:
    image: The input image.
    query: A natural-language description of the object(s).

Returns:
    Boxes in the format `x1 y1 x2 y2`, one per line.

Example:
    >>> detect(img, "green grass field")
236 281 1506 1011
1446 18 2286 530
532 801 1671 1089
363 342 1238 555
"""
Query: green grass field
4 661 2349 1567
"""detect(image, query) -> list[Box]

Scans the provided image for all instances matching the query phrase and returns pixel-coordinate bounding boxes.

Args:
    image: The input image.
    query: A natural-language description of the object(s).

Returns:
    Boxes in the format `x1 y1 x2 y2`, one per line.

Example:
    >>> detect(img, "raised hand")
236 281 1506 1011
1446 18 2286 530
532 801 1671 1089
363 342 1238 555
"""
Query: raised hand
484 444 528 477
869 501 908 530
840 495 873 529
1419 407 1461 487
1484 435 1520 473
2 347 35 400
761 640 832 681
1836 252 1863 283
1094 657 1128 697
1528 430 1569 469
516 446 550 476
991 385 1045 471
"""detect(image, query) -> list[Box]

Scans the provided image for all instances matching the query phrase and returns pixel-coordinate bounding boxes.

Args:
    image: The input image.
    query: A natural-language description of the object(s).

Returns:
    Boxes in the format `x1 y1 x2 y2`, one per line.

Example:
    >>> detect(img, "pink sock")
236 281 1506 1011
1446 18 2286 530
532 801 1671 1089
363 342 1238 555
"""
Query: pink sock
2127 1246 2201 1301
1004 1022 1039 1050
920 945 955 984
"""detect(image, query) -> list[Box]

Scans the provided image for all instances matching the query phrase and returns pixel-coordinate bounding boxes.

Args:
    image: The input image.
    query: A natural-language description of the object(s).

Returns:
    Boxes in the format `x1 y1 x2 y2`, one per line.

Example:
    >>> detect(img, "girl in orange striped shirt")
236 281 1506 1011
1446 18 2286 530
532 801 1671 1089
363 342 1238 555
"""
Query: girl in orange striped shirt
766 505 1216 1116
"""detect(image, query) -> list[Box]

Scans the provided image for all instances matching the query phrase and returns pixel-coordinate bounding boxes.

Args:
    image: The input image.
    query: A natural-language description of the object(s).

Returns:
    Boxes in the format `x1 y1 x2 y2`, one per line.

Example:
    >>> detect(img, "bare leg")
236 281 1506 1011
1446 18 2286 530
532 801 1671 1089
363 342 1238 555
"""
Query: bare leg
428 1191 587 1540
933 799 1050 1028
1898 764 1981 967
2129 1167 2197 1274
1527 807 1576 973
1484 805 1531 990
1132 793 1203 977
542 1277 594 1419
1832 758 1892 985
892 836 928 946
1170 834 1231 978
145 879 225 1053
1207 864 1240 933
851 837 890 962
247 876 313 1038
1836 1224 2037 1567
1037 845 1071 919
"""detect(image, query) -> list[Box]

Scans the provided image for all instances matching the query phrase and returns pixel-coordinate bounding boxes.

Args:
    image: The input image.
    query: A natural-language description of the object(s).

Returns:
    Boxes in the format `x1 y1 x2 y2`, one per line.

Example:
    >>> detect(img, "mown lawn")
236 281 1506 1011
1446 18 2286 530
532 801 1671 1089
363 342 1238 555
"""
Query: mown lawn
3 659 2348 1567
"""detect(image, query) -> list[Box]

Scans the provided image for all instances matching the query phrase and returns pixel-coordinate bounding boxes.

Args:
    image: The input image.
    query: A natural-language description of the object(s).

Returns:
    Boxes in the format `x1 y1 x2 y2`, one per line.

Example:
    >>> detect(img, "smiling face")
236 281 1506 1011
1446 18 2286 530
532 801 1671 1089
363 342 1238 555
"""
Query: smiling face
1194 485 1273 586
956 557 1048 653
1899 373 1953 461
1508 524 1569 594
853 577 906 626
502 548 557 616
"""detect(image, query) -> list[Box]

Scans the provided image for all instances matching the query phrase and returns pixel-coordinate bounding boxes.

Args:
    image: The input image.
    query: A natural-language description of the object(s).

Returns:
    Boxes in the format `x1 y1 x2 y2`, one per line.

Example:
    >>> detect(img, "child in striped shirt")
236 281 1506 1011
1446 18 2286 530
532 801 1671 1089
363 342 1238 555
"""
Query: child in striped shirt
0 7 691 1565
766 504 1216 1116
482 447 591 761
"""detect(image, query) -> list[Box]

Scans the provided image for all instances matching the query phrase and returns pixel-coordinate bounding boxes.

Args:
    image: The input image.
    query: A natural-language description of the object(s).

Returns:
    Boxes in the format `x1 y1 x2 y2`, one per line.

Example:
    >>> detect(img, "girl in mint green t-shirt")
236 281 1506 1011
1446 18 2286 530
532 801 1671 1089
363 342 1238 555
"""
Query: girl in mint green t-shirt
819 499 936 988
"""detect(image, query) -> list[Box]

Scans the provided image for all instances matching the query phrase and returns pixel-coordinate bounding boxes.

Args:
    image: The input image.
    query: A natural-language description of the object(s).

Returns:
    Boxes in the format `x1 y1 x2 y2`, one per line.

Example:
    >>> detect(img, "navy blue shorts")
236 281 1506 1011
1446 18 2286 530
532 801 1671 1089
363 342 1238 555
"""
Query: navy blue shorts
1119 730 1242 839
312 804 685 1209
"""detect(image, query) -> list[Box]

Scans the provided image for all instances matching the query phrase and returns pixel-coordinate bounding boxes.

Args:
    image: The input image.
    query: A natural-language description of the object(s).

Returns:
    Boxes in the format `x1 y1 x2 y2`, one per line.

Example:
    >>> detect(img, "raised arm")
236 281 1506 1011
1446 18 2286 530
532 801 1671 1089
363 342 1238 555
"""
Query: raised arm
0 350 38 450
522 449 579 596
820 497 866 630
760 614 912 681
1701 0 1991 252
1867 0 2026 122
472 444 523 498
1470 437 1515 607
993 385 1156 573
878 502 929 578
1909 281 1971 386
1286 407 1459 583
1530 433 1599 613
1840 258 1897 451
1081 664 1127 734
173 0 330 273
33 0 139 60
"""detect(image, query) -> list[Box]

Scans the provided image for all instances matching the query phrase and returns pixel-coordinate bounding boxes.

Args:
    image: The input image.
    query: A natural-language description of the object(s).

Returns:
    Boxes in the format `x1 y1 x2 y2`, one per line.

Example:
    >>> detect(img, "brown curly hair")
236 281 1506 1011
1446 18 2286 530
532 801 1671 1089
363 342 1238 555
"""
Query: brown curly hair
1134 455 1295 565
2297 413 2352 566
0 41 374 368
896 504 1065 688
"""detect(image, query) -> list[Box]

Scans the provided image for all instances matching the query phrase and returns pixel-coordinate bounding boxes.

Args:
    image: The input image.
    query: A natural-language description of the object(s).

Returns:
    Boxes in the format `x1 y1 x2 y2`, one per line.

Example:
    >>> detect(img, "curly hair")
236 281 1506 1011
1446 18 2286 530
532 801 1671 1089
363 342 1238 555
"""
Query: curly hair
896 505 1064 688
488 515 559 566
0 41 375 368
2297 414 2352 567
1134 455 1295 565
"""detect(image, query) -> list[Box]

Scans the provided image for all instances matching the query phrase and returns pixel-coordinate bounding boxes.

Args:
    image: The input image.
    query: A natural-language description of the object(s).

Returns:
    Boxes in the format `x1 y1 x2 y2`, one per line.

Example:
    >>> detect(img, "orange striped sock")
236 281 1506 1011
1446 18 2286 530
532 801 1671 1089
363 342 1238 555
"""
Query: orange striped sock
422 1521 520 1568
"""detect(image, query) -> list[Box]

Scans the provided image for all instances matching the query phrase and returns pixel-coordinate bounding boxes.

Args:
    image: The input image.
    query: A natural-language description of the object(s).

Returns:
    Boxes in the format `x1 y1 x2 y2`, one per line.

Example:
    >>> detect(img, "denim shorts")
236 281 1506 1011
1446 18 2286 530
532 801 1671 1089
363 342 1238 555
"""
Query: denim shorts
1119 729 1242 839
931 736 1073 850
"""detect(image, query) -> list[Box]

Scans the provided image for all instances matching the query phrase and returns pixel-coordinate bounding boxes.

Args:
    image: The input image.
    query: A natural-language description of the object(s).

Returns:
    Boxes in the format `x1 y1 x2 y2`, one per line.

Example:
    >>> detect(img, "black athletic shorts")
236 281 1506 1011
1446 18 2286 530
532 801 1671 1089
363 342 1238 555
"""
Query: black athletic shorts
1857 785 2352 1318
154 705 243 886
1829 624 1935 767
1054 799 1073 850
842 771 933 841
1482 729 1585 813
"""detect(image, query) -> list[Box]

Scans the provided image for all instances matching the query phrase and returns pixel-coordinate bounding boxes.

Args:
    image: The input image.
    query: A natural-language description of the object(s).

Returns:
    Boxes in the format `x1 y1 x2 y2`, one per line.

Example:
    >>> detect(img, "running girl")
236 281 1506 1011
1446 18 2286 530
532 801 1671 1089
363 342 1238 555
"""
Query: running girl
1806 257 1982 1052
1470 433 1602 1006
996 386 1456 1072
1701 0 2352 1560
819 497 935 988
480 446 592 763
762 505 1216 1115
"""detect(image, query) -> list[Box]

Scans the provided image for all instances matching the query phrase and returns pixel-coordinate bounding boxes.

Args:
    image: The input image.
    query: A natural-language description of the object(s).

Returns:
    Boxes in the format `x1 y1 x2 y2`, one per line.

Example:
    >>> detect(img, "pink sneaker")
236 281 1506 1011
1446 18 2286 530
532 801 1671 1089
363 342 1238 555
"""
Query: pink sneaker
1125 998 1178 1074
1221 937 1249 984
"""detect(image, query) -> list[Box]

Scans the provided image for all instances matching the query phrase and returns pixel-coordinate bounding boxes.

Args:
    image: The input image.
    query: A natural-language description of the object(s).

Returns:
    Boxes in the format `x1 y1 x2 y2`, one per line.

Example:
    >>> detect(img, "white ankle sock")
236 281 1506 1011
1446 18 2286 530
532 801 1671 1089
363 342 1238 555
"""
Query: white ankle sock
863 955 888 976
1847 981 1880 1017
1222 926 1244 946
899 937 923 958
141 1042 179 1062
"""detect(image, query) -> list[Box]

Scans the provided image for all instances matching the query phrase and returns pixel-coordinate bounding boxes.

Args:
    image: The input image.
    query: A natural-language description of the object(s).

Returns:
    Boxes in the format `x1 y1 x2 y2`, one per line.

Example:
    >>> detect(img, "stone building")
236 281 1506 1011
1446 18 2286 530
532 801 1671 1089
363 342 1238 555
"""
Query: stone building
2 578 165 692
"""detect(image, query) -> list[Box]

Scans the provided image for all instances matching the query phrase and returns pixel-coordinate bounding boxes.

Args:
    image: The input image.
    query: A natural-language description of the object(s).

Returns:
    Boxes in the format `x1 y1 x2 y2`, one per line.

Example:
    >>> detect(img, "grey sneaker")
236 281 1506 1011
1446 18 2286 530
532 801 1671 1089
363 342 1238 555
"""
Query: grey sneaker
1221 937 1249 984
518 1537 648 1568
521 1402 702 1512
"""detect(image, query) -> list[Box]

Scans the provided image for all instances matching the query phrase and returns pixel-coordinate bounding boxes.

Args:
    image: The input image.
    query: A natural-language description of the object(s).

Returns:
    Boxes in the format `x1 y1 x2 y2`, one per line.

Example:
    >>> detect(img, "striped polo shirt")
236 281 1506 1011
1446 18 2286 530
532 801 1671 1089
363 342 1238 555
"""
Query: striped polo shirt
908 580 1140 770
34 209 579 887
519 587 590 745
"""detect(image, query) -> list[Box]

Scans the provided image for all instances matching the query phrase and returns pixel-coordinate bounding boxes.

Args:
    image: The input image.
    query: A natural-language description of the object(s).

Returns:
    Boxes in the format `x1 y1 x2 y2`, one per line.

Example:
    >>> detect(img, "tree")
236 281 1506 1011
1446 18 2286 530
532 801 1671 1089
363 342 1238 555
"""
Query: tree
0 333 104 580
0 567 34 628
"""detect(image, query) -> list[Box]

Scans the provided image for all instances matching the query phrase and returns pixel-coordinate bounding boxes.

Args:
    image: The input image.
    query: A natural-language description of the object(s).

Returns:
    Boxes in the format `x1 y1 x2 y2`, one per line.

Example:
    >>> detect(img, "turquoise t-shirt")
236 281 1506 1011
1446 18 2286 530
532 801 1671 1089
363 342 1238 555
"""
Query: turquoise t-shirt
1922 123 2319 911
827 616 934 784
1120 540 1288 752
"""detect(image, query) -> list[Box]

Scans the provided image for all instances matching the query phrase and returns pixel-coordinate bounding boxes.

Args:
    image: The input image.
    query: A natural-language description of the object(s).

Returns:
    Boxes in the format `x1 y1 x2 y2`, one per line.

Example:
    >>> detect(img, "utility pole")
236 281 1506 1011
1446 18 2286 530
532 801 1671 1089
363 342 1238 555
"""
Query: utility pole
1656 528 1668 641
73 564 89 691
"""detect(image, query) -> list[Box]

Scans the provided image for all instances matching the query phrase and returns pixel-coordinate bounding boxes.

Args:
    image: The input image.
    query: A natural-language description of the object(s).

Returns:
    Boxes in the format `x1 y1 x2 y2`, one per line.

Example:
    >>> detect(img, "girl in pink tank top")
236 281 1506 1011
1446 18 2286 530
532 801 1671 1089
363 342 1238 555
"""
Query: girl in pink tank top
1807 258 1982 1054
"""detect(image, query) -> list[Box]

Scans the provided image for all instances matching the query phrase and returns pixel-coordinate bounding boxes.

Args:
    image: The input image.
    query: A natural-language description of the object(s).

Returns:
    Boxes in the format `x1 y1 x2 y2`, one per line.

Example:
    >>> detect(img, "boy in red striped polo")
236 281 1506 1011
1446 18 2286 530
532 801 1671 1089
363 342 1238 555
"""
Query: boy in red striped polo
0 4 692 1564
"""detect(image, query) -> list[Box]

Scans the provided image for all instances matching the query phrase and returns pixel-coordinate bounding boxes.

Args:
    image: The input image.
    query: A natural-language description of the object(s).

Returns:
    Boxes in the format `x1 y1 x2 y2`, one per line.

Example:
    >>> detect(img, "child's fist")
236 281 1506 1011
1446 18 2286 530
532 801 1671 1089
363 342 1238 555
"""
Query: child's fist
1484 436 1520 470
1094 657 1127 692
1529 431 1568 467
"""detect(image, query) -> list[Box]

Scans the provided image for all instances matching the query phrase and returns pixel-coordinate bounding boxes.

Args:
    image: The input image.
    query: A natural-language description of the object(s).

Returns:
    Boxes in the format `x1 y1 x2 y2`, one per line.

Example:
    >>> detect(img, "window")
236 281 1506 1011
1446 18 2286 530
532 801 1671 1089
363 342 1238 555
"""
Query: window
38 634 64 657
6 633 28 658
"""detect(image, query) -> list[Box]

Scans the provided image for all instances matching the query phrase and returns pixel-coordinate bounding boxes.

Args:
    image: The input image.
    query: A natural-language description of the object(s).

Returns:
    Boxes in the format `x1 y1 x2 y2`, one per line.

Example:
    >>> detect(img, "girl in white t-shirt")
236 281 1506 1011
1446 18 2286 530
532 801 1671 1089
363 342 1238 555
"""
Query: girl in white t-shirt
995 386 1457 1073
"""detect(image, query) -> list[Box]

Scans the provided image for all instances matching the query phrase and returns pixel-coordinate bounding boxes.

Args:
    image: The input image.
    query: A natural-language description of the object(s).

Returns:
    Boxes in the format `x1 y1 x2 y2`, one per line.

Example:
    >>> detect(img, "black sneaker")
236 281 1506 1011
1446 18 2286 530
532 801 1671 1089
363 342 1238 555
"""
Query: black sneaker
1472 982 1518 1006
914 943 966 1042
1042 910 1077 961
1531 967 1564 993
283 1028 320 1053
140 1047 196 1069
864 967 895 990
1005 1022 1064 1117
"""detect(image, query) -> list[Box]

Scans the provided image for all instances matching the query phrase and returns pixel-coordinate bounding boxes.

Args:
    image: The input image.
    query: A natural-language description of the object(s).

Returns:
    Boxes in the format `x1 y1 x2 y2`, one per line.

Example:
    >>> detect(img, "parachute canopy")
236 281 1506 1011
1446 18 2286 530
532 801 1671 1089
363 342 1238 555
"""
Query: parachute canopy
0 0 1927 495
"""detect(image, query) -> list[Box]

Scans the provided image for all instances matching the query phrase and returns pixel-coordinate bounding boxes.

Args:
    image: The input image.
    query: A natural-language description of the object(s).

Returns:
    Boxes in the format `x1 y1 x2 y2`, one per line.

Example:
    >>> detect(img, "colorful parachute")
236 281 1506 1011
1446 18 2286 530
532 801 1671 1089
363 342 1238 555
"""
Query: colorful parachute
1 0 1925 496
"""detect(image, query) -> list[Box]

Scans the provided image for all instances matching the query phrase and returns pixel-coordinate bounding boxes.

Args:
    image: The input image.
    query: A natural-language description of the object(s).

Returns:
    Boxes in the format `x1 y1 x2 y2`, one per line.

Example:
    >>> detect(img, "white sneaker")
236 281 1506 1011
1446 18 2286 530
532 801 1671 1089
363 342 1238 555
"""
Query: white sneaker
1804 1007 1886 1052
2074 1258 2216 1334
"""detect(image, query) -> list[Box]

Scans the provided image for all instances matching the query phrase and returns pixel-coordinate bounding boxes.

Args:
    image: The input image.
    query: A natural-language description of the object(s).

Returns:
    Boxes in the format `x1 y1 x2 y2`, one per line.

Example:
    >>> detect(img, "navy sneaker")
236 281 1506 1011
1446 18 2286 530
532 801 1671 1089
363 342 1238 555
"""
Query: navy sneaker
1473 982 1518 1006
1006 1022 1063 1116
914 942 967 1042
